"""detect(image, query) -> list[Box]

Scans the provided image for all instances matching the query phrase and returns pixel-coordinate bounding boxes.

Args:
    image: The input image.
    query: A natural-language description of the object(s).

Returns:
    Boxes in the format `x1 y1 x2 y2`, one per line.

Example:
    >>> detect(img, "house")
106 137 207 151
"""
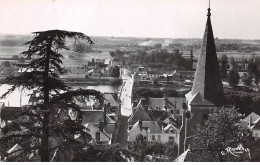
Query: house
162 123 180 143
65 66 87 78
148 96 186 116
82 123 111 144
128 99 152 126
240 112 260 138
128 120 180 144
105 65 113 77
78 110 115 135
95 58 105 65
128 120 162 142
92 93 119 113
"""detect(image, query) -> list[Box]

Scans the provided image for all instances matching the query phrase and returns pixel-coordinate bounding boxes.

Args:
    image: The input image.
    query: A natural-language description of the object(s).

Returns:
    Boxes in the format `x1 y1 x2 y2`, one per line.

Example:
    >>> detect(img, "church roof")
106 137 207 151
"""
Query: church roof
189 8 226 105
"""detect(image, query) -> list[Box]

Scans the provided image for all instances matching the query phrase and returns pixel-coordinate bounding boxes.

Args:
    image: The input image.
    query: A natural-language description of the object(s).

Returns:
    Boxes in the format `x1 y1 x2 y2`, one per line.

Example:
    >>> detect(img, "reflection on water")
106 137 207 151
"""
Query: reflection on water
73 85 120 93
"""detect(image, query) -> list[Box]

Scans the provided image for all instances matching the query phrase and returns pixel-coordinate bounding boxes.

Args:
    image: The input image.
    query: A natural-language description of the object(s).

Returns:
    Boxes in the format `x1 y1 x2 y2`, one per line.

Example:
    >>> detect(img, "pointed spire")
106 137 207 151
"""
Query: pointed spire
190 6 225 105
207 0 211 17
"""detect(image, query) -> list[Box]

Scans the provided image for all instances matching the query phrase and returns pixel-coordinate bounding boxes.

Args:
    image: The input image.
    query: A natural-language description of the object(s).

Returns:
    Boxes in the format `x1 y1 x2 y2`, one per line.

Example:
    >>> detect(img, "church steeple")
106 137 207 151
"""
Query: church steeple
189 6 225 105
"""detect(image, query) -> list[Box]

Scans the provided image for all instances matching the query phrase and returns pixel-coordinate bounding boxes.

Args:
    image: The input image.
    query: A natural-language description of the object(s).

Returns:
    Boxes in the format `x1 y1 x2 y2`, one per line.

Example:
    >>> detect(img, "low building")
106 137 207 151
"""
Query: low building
240 112 260 138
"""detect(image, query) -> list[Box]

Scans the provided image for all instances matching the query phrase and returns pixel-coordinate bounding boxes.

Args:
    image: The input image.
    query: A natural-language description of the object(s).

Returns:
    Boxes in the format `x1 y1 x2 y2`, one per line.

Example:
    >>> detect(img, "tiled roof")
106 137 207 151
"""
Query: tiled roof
243 112 260 123
129 120 162 134
128 99 151 125
253 119 260 129
142 121 162 133
148 97 185 110
80 110 114 125
103 93 119 107
147 110 171 122
163 123 179 133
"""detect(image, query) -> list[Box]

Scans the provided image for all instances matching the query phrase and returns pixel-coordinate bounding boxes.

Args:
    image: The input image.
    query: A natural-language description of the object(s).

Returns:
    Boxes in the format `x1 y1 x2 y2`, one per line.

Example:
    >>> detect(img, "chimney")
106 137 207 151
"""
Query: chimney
113 92 118 101
164 96 168 108
249 116 253 128
99 120 104 132
103 104 108 126
139 120 143 131
164 105 168 111
133 100 138 108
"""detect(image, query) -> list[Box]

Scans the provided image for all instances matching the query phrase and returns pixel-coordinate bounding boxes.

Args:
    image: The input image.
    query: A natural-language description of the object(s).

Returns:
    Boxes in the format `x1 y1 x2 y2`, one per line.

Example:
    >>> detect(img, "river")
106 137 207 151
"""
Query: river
72 85 120 93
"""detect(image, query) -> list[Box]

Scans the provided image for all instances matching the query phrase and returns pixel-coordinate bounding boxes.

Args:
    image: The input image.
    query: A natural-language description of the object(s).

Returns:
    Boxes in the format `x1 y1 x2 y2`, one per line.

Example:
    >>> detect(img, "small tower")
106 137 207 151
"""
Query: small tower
183 4 226 151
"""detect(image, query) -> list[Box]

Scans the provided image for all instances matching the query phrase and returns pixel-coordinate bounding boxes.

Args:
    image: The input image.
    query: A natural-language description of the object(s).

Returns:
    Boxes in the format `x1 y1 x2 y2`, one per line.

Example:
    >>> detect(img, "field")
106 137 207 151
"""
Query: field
1 34 260 64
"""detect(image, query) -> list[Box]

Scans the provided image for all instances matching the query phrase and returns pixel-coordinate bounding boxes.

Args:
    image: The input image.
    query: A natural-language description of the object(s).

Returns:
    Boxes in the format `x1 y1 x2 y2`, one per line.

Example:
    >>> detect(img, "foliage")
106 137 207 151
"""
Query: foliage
12 55 19 59
127 134 178 162
164 140 178 161
133 88 163 101
152 78 158 85
73 144 137 162
128 134 147 161
0 30 103 162
249 139 260 161
224 88 260 115
193 107 254 162
230 57 238 70
132 87 180 102
110 78 122 85
247 57 260 85
220 54 228 80
227 69 240 87
72 42 93 53
2 61 11 67
241 73 253 86
110 48 191 70
110 65 120 78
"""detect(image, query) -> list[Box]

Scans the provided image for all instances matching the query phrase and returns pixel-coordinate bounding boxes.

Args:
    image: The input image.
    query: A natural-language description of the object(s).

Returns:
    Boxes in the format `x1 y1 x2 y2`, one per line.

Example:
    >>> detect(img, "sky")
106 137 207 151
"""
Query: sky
0 0 260 39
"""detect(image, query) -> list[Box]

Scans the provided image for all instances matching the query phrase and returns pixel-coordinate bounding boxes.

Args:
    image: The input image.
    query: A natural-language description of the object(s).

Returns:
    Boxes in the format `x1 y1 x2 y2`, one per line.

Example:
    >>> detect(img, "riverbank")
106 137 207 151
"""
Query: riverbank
63 77 122 86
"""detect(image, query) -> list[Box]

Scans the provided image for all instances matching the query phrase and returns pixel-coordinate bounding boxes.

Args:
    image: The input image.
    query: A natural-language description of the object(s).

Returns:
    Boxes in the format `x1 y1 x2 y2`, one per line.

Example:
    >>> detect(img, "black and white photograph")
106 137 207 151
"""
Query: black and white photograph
0 0 260 162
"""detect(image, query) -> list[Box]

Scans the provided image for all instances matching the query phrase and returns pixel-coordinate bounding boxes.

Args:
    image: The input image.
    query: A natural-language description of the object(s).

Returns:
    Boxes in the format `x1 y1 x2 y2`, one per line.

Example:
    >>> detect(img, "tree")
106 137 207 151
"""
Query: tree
73 144 137 162
193 107 254 162
152 78 158 85
241 73 253 86
151 54 155 63
227 69 240 87
91 58 95 63
128 134 147 161
220 55 228 81
3 61 11 67
111 65 120 78
12 55 19 59
190 49 193 70
164 140 178 161
19 57 26 64
0 30 102 162
230 57 238 70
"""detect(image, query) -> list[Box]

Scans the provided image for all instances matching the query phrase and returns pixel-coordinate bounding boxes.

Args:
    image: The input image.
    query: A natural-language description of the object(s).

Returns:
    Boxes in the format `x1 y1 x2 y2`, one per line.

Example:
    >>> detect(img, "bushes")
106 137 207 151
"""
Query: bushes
133 88 181 101
224 88 260 115
110 78 122 85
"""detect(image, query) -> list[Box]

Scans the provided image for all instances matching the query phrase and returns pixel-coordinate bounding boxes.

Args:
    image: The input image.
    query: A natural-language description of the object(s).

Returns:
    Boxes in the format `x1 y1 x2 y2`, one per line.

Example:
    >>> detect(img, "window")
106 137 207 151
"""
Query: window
169 136 174 141
158 135 161 141
152 135 155 141
255 133 259 138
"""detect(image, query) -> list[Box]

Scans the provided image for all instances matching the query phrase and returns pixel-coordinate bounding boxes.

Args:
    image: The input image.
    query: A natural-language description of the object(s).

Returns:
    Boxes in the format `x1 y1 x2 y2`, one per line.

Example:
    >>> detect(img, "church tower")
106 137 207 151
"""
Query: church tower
183 5 226 150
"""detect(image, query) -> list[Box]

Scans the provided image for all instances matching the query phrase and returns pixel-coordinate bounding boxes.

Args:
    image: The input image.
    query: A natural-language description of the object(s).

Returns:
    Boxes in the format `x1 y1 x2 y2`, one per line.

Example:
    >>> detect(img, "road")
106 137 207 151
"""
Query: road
119 70 134 117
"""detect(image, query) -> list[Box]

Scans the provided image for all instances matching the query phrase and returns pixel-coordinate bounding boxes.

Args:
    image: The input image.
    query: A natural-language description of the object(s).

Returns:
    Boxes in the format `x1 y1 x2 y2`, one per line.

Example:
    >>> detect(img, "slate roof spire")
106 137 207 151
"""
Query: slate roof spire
190 5 225 105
